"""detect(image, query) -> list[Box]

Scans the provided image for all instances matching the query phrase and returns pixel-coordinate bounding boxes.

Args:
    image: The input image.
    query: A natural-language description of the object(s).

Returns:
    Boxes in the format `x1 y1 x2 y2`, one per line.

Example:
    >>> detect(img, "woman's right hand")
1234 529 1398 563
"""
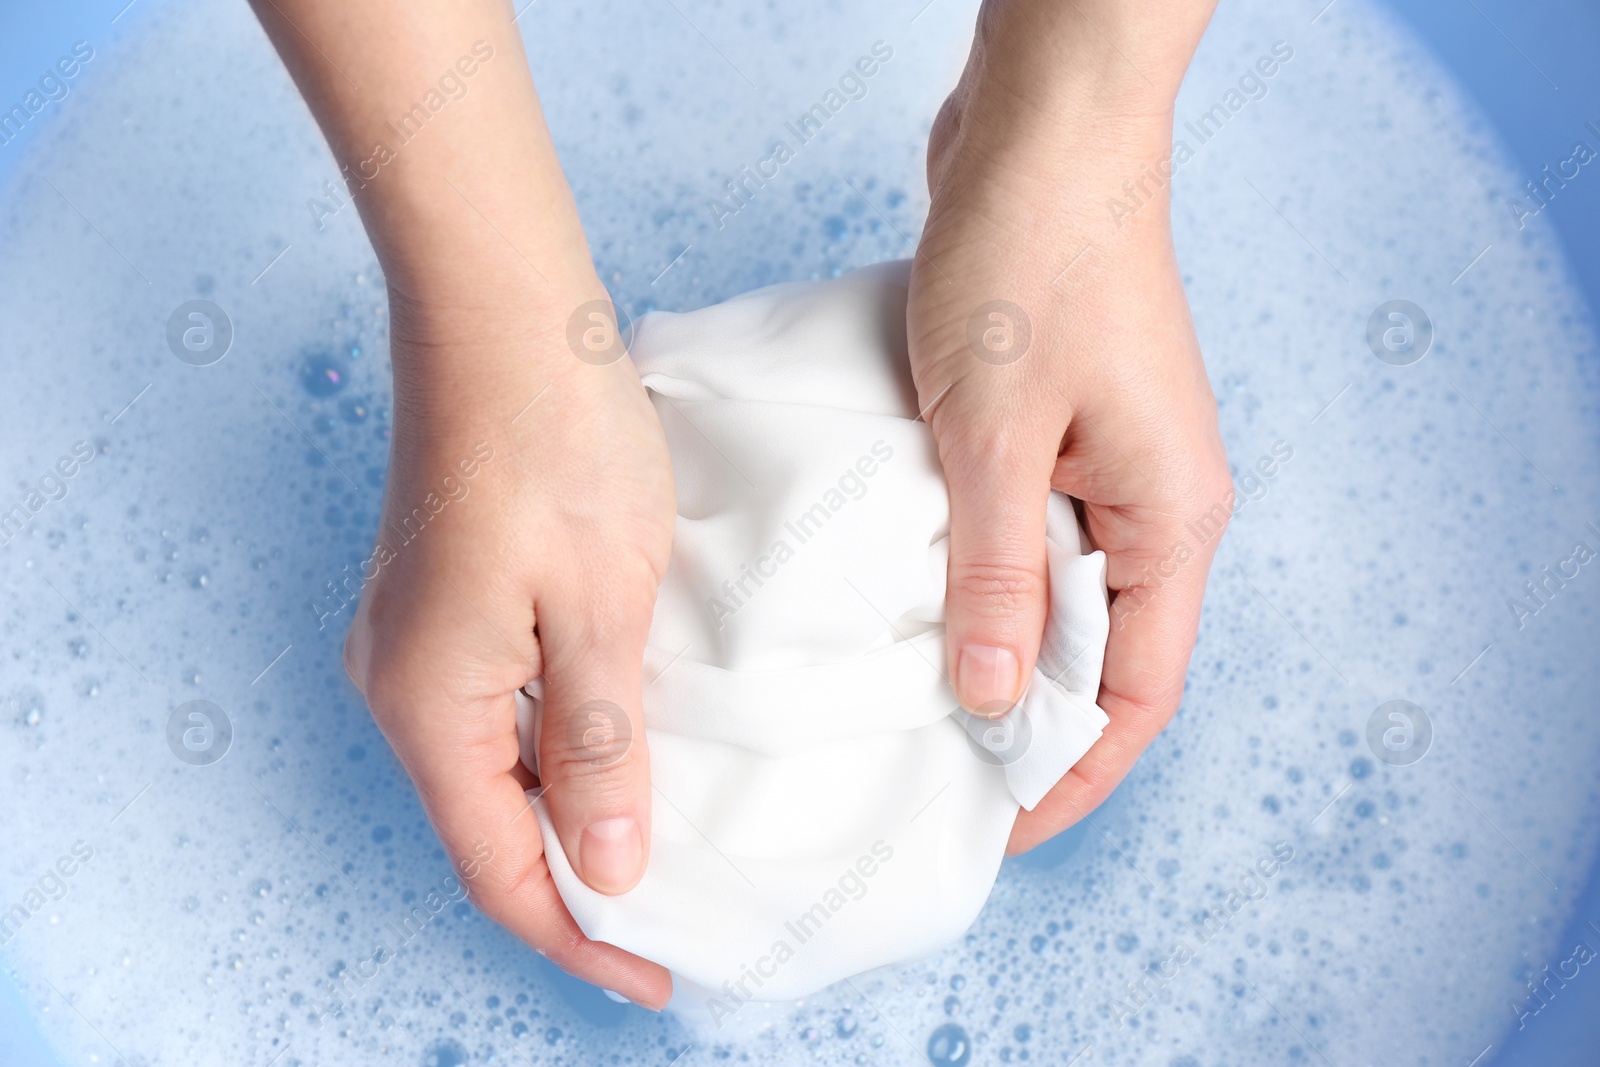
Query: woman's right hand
247 0 680 1008
342 285 677 1009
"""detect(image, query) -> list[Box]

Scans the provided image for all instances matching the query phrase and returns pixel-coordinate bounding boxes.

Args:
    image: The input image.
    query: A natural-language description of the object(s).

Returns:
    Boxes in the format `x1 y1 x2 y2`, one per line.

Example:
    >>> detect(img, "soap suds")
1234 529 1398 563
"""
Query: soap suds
1 0 1597 1064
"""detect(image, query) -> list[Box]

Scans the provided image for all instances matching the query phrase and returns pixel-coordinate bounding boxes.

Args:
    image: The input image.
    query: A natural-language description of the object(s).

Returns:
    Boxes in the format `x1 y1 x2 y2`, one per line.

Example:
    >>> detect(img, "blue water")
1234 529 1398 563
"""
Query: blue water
2 0 1599 1064
1380 4 1600 1062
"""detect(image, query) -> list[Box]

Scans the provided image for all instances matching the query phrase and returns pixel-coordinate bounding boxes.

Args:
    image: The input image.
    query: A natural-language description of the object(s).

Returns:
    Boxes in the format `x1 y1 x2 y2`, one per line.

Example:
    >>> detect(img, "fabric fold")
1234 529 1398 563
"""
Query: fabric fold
514 259 1111 1016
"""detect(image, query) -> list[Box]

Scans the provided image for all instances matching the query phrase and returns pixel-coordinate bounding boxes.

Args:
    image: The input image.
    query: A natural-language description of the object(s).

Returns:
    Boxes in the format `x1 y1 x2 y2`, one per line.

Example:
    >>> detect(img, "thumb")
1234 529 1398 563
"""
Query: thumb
940 428 1054 717
535 588 654 896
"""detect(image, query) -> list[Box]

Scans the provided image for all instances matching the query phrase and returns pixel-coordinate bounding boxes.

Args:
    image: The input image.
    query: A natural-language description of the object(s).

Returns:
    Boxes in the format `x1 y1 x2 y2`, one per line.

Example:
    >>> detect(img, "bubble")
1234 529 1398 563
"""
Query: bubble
6 686 46 727
422 1039 468 1067
339 396 369 423
927 1023 972 1067
299 351 349 396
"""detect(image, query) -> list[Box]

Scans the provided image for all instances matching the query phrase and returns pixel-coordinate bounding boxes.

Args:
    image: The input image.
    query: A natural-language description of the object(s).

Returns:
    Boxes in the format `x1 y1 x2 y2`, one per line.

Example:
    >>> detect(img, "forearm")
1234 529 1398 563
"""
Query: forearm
249 0 596 320
941 0 1216 179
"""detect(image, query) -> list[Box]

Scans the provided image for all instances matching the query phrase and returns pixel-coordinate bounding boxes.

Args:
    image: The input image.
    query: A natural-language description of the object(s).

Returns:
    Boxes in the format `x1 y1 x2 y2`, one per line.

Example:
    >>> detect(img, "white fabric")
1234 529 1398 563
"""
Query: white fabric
514 259 1110 1016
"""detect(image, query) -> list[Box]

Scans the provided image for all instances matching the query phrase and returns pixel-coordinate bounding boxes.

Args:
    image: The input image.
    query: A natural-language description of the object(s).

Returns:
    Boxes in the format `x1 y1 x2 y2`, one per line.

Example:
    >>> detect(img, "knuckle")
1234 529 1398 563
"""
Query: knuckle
951 561 1046 617
549 571 658 650
938 417 1045 482
539 702 644 794
1108 685 1181 734
491 849 550 909
468 858 535 925
537 922 592 973
548 698 635 770
541 745 640 805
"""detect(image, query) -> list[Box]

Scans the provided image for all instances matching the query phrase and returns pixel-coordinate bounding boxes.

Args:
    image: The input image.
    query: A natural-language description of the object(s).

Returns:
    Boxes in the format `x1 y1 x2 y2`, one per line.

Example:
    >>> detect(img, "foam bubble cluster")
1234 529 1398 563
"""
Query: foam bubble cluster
1 0 1597 1064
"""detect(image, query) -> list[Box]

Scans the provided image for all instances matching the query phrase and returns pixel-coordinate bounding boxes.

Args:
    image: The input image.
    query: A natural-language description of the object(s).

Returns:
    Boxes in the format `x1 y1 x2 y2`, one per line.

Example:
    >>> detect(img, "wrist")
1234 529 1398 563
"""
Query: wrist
383 278 616 426
950 0 1215 163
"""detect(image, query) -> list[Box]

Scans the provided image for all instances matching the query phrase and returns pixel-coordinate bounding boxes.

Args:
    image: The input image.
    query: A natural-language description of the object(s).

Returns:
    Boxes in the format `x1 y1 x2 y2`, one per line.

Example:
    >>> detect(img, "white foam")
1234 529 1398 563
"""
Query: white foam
1 0 1597 1064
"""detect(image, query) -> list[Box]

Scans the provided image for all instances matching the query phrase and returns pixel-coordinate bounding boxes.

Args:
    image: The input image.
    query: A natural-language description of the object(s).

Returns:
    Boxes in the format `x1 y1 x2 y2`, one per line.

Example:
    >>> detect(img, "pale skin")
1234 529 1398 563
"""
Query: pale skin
251 0 1225 1008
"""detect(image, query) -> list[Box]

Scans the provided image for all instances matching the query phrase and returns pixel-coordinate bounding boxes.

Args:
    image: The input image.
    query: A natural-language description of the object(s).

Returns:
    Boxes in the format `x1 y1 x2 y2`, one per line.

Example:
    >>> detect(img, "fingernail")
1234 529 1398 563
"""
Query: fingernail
580 817 643 894
956 644 1021 716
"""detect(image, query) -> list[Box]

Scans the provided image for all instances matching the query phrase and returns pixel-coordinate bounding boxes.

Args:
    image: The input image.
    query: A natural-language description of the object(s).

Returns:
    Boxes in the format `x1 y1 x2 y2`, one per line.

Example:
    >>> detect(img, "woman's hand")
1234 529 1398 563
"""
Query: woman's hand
250 0 677 1006
906 0 1227 850
343 288 676 1007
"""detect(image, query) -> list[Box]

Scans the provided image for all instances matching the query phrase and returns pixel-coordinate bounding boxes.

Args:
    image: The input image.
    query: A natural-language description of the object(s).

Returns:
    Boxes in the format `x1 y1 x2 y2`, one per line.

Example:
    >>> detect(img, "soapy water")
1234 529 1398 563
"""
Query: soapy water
0 0 1597 1064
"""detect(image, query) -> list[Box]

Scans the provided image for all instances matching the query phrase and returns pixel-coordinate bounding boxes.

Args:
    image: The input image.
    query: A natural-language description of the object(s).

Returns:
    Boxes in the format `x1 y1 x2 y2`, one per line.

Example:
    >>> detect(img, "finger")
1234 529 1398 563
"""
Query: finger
379 677 672 1008
938 417 1056 717
1007 524 1217 854
536 573 656 897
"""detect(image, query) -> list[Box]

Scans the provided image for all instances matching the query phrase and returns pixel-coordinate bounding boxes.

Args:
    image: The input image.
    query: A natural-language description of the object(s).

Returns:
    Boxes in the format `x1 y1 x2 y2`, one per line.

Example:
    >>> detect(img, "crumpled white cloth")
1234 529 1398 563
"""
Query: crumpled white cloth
514 259 1110 1019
